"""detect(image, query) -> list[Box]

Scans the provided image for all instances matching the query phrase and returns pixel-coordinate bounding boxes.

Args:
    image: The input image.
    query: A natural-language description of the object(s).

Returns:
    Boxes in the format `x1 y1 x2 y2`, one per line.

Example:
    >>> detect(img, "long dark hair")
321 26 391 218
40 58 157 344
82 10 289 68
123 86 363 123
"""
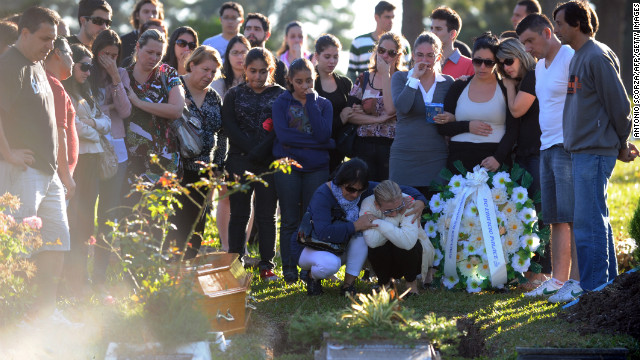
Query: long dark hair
163 26 199 70
90 29 121 102
276 21 304 57
63 43 95 109
222 35 250 90
332 158 369 188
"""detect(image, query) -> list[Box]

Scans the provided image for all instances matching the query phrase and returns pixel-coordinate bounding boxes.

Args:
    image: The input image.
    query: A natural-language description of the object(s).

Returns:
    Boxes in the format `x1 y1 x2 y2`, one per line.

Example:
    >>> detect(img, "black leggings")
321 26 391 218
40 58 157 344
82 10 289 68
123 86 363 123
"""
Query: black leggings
368 240 422 285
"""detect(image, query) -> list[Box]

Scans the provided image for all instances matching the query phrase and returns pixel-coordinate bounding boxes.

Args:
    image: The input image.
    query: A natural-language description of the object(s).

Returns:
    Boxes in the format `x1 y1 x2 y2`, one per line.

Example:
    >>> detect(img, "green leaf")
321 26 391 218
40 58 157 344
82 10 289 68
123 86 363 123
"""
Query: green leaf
453 160 467 176
529 261 542 274
532 190 542 204
510 164 525 182
439 168 454 182
521 171 533 189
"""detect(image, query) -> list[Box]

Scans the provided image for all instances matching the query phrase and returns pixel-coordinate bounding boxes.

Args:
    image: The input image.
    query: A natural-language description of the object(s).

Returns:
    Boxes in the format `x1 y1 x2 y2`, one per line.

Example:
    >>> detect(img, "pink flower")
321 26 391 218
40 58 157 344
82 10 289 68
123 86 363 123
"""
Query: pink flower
88 236 97 245
262 118 273 132
22 216 42 230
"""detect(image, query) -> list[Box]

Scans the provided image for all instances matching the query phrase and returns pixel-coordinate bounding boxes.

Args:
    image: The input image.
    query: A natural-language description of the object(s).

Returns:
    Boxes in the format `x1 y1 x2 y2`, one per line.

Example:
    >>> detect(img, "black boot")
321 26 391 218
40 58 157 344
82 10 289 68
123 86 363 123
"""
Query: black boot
304 274 323 296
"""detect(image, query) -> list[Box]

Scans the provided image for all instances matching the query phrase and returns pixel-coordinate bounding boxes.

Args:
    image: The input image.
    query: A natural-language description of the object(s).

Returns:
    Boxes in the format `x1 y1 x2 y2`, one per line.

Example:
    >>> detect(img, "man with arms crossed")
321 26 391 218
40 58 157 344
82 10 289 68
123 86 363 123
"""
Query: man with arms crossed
553 1 636 295
0 6 77 325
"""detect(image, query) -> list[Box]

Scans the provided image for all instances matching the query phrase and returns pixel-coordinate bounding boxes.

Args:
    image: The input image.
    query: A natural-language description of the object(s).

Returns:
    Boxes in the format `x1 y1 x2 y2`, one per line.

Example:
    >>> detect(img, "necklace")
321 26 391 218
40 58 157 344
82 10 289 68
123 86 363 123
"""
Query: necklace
368 71 383 92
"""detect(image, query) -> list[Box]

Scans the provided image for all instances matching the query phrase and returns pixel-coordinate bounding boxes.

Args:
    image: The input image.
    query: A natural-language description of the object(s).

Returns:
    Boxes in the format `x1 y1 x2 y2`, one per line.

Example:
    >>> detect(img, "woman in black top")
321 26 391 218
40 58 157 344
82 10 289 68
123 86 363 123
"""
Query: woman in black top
172 45 227 259
313 34 353 173
222 48 285 281
163 26 199 76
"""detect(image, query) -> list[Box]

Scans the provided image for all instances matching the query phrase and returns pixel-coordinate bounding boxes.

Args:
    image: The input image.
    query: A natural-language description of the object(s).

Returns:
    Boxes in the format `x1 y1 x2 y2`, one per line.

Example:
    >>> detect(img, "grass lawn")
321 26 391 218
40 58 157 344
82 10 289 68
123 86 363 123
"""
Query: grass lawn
211 140 640 359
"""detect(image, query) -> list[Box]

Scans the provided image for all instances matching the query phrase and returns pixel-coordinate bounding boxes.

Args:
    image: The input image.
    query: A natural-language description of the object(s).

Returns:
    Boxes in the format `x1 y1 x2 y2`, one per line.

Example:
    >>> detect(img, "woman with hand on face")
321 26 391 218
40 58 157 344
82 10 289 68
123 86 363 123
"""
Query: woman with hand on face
221 48 285 281
125 29 185 183
89 29 132 292
344 32 406 182
437 32 517 173
299 159 427 296
63 44 112 298
390 32 453 199
211 35 250 99
313 34 353 173
276 21 310 68
164 26 198 76
171 46 227 259
272 58 334 283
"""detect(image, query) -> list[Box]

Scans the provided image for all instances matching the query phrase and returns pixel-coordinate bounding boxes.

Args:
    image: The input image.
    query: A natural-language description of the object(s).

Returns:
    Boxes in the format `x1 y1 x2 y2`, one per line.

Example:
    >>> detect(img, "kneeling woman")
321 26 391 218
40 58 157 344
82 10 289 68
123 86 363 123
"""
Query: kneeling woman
360 180 435 296
298 159 426 296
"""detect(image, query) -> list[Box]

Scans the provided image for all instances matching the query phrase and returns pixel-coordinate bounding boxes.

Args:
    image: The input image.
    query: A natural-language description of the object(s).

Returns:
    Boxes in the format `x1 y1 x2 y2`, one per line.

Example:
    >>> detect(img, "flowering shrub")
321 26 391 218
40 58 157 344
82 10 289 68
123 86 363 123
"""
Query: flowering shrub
0 193 42 323
424 162 548 293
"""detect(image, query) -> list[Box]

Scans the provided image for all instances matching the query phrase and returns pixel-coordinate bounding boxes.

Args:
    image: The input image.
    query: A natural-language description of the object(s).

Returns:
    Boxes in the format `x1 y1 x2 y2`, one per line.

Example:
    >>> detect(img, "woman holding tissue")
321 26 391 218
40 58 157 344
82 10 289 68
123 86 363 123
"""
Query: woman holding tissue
389 32 453 198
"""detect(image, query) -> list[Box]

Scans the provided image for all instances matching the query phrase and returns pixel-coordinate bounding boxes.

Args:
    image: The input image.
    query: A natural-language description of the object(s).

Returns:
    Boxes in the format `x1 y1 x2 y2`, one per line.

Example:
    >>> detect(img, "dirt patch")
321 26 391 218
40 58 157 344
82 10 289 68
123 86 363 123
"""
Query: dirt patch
456 317 485 358
560 271 640 340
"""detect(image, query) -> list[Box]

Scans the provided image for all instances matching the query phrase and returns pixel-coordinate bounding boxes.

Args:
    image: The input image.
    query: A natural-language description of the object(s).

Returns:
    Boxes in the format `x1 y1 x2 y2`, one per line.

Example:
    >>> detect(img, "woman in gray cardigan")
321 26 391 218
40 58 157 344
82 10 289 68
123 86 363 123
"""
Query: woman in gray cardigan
390 32 453 198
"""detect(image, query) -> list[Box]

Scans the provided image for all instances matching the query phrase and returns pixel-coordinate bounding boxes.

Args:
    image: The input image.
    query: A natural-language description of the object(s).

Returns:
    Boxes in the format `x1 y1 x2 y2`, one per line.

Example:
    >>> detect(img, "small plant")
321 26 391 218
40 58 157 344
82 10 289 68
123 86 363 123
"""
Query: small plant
0 193 43 324
629 196 640 267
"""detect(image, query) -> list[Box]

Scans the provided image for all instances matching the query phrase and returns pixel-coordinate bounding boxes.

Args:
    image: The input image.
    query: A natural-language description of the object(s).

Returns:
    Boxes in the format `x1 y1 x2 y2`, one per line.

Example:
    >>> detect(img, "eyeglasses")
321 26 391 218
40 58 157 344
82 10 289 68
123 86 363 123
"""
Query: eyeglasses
175 39 197 50
381 200 406 216
222 16 242 22
83 16 111 27
230 50 248 57
500 58 515 66
78 62 92 72
377 46 398 57
344 185 367 194
472 58 496 67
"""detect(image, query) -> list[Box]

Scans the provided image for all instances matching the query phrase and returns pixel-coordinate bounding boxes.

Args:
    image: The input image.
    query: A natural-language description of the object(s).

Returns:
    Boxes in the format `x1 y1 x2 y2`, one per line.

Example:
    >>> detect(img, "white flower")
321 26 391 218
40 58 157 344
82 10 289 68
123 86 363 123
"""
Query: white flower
464 200 479 219
459 258 476 277
477 259 491 278
466 275 483 293
424 220 437 238
511 253 531 273
429 193 444 213
491 187 508 205
448 175 466 195
502 234 520 254
437 216 448 242
511 186 529 204
442 274 459 289
492 172 511 189
501 201 517 217
520 234 541 252
463 240 483 257
495 210 507 227
456 251 464 262
518 207 537 224
461 215 480 234
469 230 484 248
433 248 444 266
505 216 524 237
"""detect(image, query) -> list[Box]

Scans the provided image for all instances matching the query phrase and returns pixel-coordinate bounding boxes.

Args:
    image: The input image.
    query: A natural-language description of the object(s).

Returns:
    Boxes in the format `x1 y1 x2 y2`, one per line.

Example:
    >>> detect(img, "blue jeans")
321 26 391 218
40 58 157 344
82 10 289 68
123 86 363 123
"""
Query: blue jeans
572 153 617 291
275 169 329 279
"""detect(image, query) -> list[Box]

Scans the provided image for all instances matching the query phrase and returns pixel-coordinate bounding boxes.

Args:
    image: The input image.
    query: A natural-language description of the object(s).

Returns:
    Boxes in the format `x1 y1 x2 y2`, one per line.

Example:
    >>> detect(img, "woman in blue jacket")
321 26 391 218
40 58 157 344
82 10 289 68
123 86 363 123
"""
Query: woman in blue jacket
272 58 334 283
298 158 427 296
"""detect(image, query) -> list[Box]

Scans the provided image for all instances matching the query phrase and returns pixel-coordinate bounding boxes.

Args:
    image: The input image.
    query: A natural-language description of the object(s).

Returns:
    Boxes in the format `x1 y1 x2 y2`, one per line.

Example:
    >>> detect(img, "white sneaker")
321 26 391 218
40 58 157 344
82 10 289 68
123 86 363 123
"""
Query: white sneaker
524 278 563 297
48 309 84 328
548 280 583 303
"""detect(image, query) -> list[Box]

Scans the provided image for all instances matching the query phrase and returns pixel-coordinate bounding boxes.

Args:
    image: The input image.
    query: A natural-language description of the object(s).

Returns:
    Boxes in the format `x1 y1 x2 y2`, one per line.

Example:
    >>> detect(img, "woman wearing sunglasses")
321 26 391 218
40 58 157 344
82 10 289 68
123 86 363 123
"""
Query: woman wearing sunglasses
62 44 112 297
89 29 132 293
298 159 426 296
125 29 185 183
437 32 518 173
390 32 454 200
360 180 434 296
344 32 405 182
164 26 199 76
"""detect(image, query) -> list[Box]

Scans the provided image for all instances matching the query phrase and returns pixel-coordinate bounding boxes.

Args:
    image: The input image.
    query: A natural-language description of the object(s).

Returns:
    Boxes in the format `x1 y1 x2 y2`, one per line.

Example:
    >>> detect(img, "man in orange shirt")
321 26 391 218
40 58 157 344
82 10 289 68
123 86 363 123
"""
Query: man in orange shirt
429 6 474 79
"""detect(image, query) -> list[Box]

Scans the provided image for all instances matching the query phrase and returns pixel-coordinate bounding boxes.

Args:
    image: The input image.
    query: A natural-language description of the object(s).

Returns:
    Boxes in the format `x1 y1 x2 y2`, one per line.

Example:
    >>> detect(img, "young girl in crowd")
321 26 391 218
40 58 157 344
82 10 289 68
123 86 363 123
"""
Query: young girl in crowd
63 44 112 297
272 58 334 283
313 34 353 173
89 29 131 291
345 32 405 181
438 32 517 173
164 26 199 76
172 46 227 258
390 32 453 199
222 48 285 281
126 29 185 182
276 21 310 68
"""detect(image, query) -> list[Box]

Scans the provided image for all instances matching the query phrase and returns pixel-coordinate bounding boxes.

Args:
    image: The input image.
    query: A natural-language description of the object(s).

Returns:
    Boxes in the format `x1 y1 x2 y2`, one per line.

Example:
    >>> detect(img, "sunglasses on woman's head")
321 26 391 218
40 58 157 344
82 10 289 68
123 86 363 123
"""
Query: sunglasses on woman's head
83 16 111 27
344 185 367 194
381 200 405 216
471 58 496 67
377 46 398 57
79 62 92 72
500 58 515 66
176 39 197 50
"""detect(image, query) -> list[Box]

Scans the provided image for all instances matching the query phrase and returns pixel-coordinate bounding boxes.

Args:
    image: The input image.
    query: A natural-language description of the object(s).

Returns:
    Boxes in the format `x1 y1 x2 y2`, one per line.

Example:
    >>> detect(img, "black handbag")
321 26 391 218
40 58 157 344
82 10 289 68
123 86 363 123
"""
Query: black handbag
297 203 350 255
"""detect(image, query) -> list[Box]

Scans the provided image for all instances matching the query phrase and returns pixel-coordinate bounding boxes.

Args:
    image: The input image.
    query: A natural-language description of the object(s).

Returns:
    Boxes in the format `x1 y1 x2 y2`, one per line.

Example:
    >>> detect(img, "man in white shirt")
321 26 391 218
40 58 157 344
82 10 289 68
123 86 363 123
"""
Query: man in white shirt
202 2 243 60
516 13 580 303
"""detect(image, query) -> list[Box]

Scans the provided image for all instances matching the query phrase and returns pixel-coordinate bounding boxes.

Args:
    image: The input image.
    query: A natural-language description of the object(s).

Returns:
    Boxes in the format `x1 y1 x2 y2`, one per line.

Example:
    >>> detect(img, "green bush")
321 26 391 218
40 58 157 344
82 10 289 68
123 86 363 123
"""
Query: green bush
629 196 640 265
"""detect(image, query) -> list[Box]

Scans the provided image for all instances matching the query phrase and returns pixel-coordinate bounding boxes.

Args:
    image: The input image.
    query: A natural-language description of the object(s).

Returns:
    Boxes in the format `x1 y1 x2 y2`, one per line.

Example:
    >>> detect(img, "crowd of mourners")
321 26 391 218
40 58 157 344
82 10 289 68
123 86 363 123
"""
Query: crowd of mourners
0 0 636 326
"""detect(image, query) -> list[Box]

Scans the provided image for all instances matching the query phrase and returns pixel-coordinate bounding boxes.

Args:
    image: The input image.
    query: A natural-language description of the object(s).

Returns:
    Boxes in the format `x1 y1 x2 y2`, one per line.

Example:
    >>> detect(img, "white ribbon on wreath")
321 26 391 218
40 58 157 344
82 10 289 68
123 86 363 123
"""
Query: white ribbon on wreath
443 165 507 288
